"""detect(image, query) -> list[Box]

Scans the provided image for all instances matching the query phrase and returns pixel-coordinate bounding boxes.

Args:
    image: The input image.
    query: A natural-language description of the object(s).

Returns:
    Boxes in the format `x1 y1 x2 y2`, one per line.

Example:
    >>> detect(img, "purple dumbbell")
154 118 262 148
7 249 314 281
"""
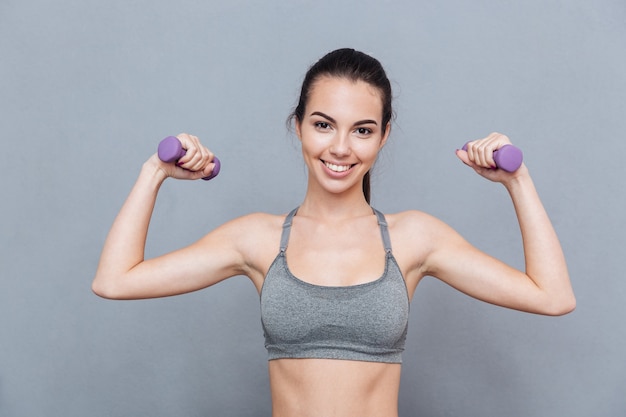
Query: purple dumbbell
158 136 221 180
462 142 523 173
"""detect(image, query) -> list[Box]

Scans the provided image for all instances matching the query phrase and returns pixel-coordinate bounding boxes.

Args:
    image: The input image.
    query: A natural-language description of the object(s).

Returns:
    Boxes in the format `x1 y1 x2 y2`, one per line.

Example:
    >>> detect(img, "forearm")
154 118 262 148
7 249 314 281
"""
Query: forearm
93 158 167 297
504 170 575 314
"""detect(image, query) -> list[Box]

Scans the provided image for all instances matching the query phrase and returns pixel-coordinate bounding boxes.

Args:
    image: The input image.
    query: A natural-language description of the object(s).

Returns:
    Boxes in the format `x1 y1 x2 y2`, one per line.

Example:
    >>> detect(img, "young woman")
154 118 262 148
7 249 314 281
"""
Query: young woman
93 48 575 417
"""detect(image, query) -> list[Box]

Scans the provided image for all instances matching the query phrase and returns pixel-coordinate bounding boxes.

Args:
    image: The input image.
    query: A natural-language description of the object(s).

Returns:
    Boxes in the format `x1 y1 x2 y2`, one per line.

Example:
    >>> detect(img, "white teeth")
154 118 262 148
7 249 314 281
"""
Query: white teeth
324 162 351 172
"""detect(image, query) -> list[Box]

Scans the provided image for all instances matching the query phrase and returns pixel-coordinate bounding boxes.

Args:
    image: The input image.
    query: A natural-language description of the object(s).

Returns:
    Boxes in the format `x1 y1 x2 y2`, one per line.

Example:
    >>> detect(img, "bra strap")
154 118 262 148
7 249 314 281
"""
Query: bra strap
280 207 299 253
280 207 391 254
373 208 393 254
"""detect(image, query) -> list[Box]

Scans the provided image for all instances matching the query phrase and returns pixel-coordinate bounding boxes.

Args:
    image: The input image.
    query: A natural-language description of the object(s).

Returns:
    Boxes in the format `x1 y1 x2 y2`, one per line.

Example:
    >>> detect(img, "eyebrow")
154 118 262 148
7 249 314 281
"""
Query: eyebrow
310 111 378 126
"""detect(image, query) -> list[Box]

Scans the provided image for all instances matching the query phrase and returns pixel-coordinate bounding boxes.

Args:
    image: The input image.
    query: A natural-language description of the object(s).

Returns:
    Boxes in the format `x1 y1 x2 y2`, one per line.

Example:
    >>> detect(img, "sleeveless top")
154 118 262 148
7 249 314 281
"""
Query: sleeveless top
260 207 410 363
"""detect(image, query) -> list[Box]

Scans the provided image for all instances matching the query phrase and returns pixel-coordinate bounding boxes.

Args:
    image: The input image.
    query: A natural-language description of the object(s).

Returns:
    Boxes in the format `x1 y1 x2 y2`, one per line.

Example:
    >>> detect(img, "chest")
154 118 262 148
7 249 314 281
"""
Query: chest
260 254 410 361
284 219 387 286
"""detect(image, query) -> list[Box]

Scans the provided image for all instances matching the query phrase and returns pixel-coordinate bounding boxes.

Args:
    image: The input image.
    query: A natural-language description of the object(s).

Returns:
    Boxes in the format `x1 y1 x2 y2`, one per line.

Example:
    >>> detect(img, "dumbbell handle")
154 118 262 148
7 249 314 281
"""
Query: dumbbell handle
158 136 221 180
462 143 523 173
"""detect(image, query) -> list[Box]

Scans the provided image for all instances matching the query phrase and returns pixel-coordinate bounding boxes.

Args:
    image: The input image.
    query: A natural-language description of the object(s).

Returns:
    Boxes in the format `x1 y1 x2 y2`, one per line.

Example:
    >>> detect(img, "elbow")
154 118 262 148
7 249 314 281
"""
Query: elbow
559 296 577 315
92 274 124 300
91 277 112 299
544 295 577 316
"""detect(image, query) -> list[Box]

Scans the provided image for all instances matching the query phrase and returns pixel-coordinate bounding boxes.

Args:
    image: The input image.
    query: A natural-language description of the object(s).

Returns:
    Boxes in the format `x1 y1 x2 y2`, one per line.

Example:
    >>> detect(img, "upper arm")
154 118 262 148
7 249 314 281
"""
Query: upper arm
96 213 274 300
400 212 551 314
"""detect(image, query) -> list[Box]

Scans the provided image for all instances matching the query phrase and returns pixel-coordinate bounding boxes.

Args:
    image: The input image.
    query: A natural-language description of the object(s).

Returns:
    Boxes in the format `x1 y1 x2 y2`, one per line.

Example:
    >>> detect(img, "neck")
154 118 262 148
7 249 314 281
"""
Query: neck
298 185 372 221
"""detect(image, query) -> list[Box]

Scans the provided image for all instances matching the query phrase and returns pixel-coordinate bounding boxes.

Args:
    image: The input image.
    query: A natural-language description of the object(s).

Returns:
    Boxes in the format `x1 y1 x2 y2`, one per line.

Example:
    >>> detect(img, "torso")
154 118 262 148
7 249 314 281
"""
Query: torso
243 209 431 417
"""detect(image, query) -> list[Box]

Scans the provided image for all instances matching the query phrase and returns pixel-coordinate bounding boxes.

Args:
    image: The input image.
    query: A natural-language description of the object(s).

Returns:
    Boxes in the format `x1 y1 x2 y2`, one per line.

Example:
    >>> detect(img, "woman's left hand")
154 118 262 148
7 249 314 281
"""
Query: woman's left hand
455 132 527 182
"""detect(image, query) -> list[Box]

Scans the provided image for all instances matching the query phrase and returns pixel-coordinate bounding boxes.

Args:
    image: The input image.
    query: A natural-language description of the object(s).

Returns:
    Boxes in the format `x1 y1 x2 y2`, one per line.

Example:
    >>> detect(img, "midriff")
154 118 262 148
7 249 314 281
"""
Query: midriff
268 358 401 417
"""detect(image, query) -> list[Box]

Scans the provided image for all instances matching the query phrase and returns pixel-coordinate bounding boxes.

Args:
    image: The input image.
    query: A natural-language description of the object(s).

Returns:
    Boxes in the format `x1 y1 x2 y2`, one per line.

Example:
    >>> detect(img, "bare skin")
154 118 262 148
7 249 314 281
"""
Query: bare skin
93 77 575 417
268 359 401 417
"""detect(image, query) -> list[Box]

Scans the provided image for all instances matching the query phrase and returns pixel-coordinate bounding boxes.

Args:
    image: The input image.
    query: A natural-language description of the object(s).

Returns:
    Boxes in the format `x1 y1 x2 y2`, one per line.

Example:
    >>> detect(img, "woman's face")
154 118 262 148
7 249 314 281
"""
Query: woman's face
296 76 390 199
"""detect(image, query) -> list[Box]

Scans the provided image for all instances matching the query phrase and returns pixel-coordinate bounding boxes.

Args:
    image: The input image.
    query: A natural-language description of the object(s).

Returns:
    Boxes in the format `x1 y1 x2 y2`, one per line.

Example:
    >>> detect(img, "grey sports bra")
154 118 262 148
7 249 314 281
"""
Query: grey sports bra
260 207 410 363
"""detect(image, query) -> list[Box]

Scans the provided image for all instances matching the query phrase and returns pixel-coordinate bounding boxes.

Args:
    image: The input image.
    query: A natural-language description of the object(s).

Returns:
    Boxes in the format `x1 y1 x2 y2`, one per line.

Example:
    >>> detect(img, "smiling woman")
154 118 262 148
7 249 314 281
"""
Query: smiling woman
93 48 575 417
295 76 390 202
289 48 394 204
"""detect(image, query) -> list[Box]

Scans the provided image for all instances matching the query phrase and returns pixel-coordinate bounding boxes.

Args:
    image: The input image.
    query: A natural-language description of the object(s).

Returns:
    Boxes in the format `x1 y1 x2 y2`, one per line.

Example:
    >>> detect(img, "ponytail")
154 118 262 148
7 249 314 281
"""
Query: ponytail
363 171 371 204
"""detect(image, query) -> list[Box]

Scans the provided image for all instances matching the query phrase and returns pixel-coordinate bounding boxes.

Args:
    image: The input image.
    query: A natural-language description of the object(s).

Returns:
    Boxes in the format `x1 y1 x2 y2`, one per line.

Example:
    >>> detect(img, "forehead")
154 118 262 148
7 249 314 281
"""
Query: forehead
307 77 383 120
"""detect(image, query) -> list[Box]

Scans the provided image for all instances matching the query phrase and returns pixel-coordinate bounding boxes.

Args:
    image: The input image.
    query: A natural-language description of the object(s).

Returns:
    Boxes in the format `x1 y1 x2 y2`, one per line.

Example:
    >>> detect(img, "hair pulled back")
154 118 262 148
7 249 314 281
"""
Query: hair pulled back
289 48 393 204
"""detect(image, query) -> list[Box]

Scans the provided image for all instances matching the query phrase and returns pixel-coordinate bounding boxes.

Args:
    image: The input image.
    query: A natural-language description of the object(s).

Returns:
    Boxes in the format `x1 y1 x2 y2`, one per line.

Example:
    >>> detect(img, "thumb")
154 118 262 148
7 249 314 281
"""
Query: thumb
455 148 472 167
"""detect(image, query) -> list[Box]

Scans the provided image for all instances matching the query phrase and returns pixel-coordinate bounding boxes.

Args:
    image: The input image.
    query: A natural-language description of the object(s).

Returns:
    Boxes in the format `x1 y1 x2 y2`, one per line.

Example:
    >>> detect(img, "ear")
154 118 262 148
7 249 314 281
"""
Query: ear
379 122 391 149
295 118 302 141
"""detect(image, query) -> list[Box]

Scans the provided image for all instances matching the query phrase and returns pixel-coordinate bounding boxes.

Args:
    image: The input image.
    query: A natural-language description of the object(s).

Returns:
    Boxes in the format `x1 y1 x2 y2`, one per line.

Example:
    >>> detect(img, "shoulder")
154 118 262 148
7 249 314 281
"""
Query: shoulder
213 211 287 243
201 211 291 286
381 209 464 257
378 209 466 286
383 210 452 236
224 211 285 228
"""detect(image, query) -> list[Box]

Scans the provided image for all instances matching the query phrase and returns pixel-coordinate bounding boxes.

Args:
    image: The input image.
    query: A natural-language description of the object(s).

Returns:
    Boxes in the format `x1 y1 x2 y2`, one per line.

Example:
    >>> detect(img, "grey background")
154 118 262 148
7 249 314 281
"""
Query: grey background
1 0 624 416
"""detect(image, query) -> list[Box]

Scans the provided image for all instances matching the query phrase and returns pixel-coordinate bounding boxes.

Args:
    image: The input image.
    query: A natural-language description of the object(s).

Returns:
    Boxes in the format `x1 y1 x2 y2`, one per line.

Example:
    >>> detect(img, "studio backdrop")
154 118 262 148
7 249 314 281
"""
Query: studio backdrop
1 1 624 416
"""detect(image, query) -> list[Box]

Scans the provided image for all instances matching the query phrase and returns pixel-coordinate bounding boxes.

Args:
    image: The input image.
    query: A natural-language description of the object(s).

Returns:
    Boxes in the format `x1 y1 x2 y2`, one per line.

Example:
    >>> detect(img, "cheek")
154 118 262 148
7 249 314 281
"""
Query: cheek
300 131 327 153
300 139 322 162
355 139 383 159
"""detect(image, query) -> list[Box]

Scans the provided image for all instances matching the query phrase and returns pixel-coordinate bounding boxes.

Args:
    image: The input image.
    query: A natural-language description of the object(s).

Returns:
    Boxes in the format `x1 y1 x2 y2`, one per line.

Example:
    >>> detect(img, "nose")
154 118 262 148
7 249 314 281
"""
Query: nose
329 131 351 157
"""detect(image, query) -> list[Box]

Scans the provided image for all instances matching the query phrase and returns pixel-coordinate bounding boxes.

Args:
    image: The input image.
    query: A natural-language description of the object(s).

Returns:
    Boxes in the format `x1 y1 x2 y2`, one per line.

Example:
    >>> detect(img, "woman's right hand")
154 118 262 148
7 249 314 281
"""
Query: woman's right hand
154 133 218 180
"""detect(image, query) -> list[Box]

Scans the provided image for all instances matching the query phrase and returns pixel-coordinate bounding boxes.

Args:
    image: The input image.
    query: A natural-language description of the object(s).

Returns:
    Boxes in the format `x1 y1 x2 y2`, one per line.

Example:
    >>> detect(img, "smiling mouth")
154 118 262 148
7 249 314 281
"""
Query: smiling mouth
323 160 355 173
